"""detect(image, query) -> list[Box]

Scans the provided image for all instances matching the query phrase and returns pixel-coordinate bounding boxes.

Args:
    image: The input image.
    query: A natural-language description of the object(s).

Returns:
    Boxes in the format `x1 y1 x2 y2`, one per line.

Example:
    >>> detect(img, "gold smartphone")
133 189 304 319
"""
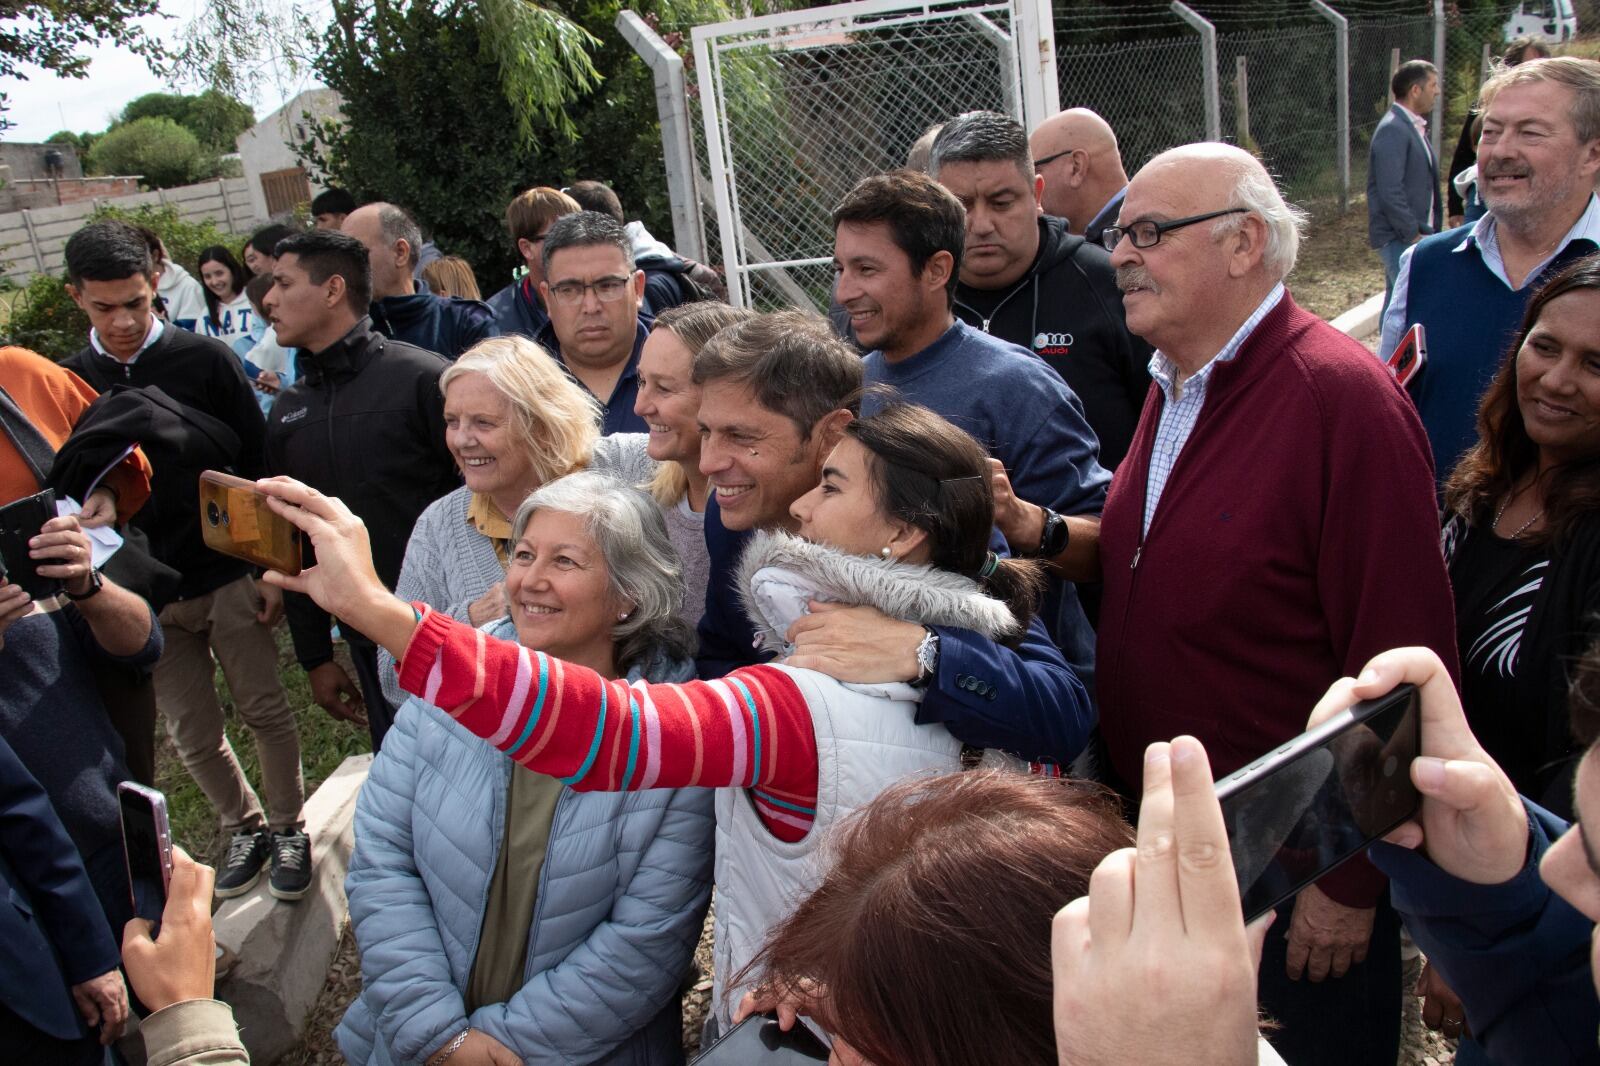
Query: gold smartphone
197 470 302 575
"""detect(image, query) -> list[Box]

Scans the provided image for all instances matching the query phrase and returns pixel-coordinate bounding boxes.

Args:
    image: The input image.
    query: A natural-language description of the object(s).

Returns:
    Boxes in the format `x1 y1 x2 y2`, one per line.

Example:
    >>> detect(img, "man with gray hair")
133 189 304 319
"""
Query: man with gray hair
1381 55 1600 488
534 211 652 434
930 109 1149 467
1093 142 1458 1065
341 202 497 360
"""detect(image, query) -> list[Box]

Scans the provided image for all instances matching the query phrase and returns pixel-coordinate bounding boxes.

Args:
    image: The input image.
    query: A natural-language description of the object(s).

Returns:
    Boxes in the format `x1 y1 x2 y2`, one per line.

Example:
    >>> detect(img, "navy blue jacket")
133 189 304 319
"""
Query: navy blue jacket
695 499 1095 766
485 278 549 340
0 733 121 1040
369 291 498 362
534 317 651 436
1372 801 1599 1065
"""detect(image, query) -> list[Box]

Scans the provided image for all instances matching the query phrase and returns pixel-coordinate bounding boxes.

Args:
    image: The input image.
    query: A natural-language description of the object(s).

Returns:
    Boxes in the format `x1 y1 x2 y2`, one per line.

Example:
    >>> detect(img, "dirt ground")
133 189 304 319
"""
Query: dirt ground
271 203 1439 1066
1286 201 1389 323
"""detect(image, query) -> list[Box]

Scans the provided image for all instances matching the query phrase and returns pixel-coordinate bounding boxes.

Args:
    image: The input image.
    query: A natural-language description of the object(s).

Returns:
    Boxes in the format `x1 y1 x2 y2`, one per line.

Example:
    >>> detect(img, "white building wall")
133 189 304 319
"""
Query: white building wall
235 88 344 221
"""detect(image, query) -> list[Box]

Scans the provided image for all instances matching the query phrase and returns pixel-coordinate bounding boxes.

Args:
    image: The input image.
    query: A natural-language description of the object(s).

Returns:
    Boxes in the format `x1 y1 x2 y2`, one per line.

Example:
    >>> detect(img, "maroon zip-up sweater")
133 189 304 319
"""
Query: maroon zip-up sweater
1096 293 1458 907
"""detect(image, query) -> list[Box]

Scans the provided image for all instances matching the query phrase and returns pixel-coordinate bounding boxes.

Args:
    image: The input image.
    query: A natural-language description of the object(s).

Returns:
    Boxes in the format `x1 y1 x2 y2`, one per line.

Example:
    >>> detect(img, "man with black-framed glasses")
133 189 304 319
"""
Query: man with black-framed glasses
1092 141 1456 1066
1030 108 1130 247
533 212 651 435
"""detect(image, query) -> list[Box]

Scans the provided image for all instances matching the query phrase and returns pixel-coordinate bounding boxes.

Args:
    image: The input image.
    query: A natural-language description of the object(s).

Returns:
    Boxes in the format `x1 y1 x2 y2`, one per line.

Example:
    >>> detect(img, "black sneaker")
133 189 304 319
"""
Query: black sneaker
214 830 270 899
268 828 312 901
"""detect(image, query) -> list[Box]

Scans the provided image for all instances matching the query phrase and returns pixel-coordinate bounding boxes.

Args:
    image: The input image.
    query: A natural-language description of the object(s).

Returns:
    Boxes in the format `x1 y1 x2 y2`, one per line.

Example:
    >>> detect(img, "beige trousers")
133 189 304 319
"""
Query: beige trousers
153 575 304 833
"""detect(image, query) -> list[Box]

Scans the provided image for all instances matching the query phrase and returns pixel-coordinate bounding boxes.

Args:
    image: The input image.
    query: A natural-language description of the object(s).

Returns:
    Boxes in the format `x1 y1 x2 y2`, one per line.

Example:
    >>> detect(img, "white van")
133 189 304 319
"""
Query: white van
1503 0 1578 43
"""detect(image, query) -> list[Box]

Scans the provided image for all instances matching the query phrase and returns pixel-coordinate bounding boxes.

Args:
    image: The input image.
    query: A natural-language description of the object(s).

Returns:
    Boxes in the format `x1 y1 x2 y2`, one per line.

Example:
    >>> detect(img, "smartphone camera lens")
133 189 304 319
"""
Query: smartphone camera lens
206 501 221 527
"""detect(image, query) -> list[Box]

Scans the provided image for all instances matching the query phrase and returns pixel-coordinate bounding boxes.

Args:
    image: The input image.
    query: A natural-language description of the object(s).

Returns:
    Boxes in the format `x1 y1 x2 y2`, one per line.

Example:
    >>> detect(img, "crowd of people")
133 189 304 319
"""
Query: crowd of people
2 48 1600 1066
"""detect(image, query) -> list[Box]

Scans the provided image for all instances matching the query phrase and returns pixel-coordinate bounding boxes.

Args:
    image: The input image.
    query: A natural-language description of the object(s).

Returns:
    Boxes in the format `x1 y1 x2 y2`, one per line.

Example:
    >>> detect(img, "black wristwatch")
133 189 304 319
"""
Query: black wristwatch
66 566 103 602
1028 508 1070 559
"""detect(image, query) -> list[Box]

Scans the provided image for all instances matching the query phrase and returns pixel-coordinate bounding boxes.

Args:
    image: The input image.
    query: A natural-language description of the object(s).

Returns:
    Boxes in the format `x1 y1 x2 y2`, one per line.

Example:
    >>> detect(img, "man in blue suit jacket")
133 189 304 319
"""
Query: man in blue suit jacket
0 732 127 1061
1368 60 1443 308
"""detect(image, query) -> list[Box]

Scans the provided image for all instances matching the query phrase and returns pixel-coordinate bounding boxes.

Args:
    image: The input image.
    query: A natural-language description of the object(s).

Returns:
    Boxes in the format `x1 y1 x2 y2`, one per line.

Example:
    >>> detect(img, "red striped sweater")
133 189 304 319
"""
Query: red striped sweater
397 604 822 840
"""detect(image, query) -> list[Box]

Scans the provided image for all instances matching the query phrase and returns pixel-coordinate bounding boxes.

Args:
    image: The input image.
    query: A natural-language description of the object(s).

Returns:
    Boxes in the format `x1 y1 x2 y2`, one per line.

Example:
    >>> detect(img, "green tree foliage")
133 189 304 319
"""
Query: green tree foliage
4 204 236 361
297 1 708 291
121 90 257 154
87 117 213 189
0 2 164 131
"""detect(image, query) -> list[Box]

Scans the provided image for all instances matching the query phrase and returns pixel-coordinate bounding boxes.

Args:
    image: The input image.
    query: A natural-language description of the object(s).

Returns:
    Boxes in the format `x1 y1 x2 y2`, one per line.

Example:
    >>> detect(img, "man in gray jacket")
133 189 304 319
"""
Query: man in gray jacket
1368 60 1442 309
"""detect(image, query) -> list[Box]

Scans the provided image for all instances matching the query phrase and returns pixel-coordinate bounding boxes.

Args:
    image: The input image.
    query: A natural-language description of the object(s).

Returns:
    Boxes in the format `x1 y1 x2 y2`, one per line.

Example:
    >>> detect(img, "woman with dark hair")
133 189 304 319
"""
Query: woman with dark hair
1443 252 1600 822
196 245 253 351
734 770 1134 1066
253 402 1052 1035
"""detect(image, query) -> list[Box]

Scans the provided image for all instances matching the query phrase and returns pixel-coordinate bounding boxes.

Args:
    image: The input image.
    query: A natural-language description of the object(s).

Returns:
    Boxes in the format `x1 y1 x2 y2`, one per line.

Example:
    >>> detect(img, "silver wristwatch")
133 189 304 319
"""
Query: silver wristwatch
912 627 940 687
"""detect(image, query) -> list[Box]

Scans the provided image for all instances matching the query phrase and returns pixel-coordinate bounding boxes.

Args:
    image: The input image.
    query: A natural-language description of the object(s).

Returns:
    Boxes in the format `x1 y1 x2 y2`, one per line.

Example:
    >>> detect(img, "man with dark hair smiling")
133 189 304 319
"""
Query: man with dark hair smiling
61 220 310 903
534 211 651 434
263 230 457 749
831 170 1109 683
692 311 1094 769
930 110 1149 468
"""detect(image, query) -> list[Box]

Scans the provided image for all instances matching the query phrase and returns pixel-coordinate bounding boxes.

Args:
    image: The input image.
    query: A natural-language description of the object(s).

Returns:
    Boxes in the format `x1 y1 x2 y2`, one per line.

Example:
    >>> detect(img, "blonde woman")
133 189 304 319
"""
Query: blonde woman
633 302 754 624
377 335 656 704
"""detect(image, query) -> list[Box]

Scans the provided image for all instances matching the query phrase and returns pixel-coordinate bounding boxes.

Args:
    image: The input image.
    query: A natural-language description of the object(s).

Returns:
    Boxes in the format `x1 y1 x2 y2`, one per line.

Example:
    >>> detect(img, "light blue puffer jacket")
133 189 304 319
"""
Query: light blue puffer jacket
336 620 714 1065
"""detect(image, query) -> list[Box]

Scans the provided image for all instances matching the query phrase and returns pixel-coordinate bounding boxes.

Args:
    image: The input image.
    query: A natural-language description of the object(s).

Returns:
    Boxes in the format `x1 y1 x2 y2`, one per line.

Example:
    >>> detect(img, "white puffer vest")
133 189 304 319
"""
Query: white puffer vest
709 531 1025 1027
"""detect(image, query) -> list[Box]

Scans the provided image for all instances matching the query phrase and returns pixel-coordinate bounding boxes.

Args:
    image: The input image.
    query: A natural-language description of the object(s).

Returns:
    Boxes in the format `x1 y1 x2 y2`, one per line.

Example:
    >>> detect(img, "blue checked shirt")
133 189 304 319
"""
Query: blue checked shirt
1142 284 1285 536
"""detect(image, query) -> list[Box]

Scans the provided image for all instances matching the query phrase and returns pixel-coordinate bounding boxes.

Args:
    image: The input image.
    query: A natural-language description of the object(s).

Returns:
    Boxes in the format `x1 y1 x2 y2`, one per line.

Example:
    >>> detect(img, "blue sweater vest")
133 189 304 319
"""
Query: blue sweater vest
1406 228 1595 486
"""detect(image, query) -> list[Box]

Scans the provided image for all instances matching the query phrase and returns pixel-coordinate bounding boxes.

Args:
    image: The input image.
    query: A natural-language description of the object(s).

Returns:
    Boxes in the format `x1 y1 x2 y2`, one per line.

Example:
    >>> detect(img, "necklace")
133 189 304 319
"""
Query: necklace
1493 494 1545 539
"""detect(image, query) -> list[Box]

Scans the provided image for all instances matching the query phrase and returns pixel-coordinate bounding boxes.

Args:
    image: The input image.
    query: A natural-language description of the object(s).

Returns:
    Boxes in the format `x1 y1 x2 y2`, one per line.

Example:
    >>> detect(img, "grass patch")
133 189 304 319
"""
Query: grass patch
156 624 370 862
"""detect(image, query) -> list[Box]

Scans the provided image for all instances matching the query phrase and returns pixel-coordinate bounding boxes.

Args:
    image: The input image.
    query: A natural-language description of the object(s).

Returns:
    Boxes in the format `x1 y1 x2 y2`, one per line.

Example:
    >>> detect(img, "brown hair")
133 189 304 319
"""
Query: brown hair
737 770 1133 1066
647 302 757 506
505 186 581 246
422 255 482 301
832 170 965 305
1444 253 1600 547
847 403 1044 637
692 310 863 438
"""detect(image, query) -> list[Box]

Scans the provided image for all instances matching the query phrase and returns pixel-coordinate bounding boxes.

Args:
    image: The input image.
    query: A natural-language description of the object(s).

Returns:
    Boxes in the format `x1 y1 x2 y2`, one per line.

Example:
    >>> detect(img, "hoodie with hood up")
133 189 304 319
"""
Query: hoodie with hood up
954 215 1151 469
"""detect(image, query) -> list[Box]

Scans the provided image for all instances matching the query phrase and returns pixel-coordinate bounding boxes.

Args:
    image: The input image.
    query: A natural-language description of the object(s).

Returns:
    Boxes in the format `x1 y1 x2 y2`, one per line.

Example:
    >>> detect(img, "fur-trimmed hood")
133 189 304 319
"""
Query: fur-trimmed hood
736 529 1020 658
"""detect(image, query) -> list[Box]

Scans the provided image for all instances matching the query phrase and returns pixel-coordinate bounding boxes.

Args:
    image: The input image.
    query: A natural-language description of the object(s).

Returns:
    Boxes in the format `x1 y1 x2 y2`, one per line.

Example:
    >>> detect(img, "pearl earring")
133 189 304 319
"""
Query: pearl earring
748 448 759 457
880 546 893 559
618 611 630 621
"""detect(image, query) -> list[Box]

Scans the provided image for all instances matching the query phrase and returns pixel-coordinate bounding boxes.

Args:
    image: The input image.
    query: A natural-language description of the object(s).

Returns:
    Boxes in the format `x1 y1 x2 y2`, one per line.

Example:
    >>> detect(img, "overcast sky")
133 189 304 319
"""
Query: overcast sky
3 3 322 144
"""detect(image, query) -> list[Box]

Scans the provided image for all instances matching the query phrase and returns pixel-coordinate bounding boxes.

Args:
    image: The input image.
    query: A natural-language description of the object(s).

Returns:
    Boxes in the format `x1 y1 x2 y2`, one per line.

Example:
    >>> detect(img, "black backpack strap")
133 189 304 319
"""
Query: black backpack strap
0 383 55 488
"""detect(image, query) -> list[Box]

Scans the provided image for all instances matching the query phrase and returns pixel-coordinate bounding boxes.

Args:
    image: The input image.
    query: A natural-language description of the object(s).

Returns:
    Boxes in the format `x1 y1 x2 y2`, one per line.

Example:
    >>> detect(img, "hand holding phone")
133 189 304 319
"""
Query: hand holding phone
1309 649 1528 886
118 782 174 927
0 489 66 599
691 1013 829 1064
1217 684 1421 922
121 846 218 1014
198 470 302 575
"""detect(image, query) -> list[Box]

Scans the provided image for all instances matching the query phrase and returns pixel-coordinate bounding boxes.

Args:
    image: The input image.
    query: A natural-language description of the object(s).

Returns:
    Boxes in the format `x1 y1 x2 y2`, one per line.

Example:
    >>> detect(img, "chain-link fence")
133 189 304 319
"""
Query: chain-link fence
641 2 1546 309
680 2 1032 310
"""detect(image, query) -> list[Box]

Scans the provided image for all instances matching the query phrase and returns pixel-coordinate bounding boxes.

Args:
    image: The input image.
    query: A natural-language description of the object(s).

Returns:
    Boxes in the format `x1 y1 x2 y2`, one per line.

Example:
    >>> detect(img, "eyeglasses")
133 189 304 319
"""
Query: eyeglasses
1033 147 1080 170
548 275 632 306
1099 208 1249 251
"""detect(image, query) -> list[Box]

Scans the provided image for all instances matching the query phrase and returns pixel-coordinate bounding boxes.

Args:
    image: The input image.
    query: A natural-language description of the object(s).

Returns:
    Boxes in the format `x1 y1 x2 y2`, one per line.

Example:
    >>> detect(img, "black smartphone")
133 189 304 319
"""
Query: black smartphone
118 782 174 926
0 488 65 600
691 1015 830 1064
1216 684 1421 922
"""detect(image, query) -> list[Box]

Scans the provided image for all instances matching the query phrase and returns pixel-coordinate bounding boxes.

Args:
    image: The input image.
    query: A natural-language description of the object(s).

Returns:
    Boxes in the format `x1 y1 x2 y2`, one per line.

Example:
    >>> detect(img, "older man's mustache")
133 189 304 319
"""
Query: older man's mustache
1116 267 1160 294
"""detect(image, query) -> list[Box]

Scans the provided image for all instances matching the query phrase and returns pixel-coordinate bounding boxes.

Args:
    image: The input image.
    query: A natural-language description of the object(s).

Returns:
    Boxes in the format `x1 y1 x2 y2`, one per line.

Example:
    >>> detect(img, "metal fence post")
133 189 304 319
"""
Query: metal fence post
1171 2 1219 142
1310 0 1349 212
691 26 745 307
19 209 42 274
1432 0 1445 164
1015 0 1060 126
617 10 708 263
964 14 1021 122
1234 56 1250 147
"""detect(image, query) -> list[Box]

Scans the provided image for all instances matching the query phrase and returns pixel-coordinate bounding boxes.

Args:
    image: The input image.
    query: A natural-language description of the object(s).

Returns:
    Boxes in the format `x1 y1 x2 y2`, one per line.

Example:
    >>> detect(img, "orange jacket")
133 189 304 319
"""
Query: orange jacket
0 346 153 520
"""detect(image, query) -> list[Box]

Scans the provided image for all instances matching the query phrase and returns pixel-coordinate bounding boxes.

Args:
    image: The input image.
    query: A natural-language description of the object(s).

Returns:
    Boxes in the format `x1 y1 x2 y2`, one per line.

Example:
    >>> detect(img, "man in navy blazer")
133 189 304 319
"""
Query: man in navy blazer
1369 60 1444 309
0 732 128 1060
